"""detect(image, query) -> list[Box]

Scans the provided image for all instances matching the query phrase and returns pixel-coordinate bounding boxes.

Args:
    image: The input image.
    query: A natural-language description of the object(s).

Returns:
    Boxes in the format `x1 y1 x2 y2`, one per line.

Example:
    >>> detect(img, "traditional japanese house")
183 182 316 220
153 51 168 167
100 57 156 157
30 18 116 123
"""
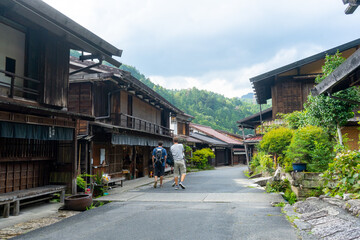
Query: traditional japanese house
216 130 246 165
68 57 185 180
190 123 244 166
251 38 360 119
312 48 360 150
237 108 273 163
0 0 122 195
190 132 227 167
241 38 360 151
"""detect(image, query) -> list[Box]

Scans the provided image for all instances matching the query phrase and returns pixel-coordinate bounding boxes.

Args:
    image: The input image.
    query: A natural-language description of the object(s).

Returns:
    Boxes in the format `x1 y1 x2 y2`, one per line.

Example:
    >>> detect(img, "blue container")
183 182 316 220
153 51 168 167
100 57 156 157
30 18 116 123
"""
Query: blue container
292 163 306 172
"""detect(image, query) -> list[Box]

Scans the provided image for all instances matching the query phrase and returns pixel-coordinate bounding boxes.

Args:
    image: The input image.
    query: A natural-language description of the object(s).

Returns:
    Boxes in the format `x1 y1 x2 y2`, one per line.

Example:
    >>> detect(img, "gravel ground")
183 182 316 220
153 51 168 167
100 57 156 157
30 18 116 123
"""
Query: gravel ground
0 210 79 240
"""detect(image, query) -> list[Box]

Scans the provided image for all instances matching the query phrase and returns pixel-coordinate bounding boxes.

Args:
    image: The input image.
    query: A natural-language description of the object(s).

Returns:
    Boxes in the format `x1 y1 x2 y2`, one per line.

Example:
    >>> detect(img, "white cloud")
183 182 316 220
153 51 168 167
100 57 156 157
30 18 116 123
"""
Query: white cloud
43 0 359 98
149 44 323 98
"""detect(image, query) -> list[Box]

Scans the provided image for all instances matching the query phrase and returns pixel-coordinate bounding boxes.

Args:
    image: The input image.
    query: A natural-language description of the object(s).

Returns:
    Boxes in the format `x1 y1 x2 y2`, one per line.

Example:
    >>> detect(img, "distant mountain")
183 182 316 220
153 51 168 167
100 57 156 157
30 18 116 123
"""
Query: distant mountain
241 92 254 99
70 51 270 134
116 65 270 134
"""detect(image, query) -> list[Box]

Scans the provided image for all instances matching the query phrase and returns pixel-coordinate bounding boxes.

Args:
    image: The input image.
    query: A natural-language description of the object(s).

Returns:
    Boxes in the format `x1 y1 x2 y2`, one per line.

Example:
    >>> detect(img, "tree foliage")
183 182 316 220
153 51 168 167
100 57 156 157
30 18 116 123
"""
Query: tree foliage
260 127 293 158
286 126 334 172
305 51 360 137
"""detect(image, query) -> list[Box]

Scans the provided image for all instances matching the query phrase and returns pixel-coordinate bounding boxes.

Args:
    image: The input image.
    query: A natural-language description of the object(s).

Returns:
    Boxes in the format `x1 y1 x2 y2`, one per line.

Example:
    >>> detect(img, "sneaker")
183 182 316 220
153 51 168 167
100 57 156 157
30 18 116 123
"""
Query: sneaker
172 182 176 187
154 181 157 188
175 186 179 190
179 182 186 189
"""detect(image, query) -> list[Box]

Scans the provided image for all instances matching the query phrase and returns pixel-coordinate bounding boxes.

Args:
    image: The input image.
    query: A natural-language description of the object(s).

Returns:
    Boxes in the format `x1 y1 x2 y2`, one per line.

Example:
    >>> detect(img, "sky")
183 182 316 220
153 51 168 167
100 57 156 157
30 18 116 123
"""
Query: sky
44 0 360 98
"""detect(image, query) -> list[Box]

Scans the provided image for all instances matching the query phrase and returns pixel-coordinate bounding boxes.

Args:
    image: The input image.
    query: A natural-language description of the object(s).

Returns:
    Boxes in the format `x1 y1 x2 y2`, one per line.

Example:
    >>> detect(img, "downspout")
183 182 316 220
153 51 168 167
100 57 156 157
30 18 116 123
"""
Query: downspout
96 89 121 120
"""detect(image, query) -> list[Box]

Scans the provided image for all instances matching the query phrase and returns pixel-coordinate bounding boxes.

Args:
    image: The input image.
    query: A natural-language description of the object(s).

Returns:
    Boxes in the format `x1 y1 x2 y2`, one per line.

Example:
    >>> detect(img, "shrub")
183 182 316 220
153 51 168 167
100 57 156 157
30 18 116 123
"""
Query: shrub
260 127 293 167
250 151 262 172
191 148 215 169
266 179 289 193
284 189 297 205
280 111 307 130
286 125 334 172
322 150 360 198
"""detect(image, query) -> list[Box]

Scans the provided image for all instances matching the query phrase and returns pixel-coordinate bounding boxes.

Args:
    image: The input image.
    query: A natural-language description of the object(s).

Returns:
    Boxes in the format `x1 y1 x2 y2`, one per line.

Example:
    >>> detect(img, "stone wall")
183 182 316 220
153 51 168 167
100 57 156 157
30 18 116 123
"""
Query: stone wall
285 172 325 200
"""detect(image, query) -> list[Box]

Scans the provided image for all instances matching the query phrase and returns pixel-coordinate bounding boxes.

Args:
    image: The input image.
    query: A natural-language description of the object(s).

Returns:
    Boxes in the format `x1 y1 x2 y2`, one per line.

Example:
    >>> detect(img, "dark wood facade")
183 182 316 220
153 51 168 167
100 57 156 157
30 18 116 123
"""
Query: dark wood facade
243 39 360 152
0 0 121 195
251 39 360 118
68 58 183 180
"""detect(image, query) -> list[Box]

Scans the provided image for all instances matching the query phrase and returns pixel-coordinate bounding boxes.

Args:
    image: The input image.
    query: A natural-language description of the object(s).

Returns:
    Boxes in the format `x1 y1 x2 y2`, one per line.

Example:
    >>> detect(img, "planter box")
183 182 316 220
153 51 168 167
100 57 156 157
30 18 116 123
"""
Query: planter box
292 163 306 172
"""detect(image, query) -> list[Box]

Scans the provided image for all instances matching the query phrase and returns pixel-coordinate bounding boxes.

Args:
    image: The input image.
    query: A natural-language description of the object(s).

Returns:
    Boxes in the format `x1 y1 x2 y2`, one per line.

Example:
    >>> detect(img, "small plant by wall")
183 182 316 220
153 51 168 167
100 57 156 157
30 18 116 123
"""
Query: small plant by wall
191 148 215 169
322 150 360 198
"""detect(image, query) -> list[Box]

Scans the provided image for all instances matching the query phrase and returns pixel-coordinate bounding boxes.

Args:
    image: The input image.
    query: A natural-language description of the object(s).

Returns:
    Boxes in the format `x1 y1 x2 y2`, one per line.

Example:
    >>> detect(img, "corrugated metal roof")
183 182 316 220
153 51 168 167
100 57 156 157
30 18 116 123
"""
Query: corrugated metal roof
190 123 242 145
190 133 227 146
182 135 202 143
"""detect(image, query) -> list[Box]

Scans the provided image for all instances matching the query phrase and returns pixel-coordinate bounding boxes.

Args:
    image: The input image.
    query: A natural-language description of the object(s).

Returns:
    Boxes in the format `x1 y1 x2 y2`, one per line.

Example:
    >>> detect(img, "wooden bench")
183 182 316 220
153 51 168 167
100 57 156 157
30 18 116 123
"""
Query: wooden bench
0 185 66 218
107 177 125 187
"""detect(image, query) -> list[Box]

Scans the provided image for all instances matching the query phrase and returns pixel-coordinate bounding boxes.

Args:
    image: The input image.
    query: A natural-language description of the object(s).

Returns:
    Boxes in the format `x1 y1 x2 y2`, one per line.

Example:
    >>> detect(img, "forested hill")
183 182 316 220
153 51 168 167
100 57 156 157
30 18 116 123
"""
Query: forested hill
70 51 269 134
118 64 269 134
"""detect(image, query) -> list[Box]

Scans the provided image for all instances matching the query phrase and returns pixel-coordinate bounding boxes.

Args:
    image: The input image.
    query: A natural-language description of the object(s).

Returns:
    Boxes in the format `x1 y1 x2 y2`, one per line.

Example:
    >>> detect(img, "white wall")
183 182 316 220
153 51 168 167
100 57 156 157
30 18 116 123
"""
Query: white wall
0 22 25 95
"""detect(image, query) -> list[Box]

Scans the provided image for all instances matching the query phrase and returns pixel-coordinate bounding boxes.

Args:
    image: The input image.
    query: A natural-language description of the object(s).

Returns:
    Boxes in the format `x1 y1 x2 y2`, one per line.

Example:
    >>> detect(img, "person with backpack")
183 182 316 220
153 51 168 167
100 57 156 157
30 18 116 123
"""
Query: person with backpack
170 137 186 190
152 141 167 188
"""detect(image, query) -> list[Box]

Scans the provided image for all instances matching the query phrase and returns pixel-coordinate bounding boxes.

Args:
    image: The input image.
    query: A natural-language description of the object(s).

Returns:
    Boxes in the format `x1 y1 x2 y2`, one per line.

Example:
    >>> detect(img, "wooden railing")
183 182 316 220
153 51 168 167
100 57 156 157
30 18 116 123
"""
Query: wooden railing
0 70 40 100
110 113 173 137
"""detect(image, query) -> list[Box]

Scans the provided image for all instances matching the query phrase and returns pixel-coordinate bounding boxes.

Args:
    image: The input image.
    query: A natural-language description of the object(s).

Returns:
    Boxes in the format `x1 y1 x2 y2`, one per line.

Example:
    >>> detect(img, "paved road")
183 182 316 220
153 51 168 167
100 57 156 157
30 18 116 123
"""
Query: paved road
16 166 298 240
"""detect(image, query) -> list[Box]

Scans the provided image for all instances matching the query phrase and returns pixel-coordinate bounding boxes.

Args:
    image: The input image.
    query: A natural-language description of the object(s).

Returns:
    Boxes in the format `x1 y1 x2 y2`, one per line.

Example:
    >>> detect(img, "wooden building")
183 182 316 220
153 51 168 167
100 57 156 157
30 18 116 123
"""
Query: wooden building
0 0 121 195
190 123 244 166
251 38 360 119
68 57 185 180
245 38 360 151
312 48 360 150
189 132 228 167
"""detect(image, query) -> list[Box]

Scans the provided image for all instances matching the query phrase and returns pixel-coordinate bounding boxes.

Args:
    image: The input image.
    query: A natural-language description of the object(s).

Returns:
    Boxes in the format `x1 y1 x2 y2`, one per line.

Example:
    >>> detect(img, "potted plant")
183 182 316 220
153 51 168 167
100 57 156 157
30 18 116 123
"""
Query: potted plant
292 158 307 172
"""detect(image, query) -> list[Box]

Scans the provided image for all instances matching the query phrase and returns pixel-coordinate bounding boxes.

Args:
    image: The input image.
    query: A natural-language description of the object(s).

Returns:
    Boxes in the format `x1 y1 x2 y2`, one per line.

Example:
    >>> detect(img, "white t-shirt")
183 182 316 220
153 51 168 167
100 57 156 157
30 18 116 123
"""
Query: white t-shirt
170 143 184 162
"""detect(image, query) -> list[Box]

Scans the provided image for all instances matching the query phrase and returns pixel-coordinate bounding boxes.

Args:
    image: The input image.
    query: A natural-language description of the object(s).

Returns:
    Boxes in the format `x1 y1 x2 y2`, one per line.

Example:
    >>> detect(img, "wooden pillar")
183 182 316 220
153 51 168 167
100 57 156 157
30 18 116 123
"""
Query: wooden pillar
13 200 20 216
3 203 10 218
132 146 137 179
230 147 234 166
72 128 78 195
60 189 65 203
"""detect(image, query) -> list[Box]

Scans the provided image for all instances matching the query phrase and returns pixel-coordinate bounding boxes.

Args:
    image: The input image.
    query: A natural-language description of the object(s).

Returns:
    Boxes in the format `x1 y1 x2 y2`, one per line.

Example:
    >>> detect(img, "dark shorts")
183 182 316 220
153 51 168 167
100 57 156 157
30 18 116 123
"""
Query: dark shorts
154 164 165 177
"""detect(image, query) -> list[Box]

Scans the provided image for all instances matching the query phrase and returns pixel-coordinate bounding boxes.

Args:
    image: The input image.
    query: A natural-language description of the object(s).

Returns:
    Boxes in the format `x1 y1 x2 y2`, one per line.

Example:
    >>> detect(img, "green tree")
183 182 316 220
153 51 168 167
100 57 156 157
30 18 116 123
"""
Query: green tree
305 51 360 144
286 125 334 172
260 127 293 167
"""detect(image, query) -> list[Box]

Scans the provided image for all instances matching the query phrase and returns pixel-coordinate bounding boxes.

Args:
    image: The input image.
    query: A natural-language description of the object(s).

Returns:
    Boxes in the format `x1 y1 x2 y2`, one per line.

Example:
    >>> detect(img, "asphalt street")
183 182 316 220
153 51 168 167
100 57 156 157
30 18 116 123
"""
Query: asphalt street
15 166 298 240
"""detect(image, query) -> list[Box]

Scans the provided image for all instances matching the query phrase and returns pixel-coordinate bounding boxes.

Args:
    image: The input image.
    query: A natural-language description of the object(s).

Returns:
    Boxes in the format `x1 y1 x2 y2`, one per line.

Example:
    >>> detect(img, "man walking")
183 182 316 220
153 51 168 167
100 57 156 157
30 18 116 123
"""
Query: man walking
152 141 167 188
170 137 186 190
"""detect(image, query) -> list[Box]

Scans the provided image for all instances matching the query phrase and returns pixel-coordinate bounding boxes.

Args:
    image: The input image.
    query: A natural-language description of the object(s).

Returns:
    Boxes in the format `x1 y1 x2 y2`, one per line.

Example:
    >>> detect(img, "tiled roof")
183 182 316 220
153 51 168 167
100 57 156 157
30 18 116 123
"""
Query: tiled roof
244 136 263 142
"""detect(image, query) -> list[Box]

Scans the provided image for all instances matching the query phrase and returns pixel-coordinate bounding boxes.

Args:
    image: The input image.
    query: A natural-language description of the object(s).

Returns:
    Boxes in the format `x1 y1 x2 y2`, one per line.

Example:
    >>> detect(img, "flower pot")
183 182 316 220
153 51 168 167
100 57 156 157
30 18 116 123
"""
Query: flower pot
93 185 104 197
64 194 93 211
292 163 307 172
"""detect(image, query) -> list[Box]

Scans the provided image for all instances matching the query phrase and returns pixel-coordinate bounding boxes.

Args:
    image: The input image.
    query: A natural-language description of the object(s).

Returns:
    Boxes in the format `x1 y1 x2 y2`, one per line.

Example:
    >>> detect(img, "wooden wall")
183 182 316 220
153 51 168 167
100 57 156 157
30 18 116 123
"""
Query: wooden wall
342 126 360 151
68 82 93 135
121 91 161 125
272 79 314 118
0 161 51 193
